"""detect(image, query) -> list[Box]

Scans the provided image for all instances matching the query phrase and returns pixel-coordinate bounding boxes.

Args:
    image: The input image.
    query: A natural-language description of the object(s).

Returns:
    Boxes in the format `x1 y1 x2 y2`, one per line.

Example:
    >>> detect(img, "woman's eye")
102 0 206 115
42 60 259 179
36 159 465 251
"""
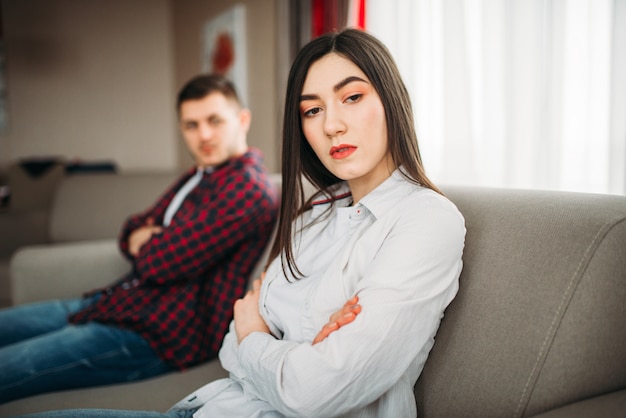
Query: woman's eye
345 94 362 103
303 107 322 117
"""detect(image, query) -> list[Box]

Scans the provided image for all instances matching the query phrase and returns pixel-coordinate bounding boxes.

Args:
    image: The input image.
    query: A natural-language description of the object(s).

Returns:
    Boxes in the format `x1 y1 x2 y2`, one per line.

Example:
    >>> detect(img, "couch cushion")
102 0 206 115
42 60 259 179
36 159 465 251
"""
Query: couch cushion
10 239 131 304
529 390 626 418
8 161 65 212
414 186 626 417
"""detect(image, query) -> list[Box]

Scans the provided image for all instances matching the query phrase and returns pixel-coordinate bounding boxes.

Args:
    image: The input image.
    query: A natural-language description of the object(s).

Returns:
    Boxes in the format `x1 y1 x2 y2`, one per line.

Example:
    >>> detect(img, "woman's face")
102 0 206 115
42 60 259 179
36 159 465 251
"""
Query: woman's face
299 53 394 202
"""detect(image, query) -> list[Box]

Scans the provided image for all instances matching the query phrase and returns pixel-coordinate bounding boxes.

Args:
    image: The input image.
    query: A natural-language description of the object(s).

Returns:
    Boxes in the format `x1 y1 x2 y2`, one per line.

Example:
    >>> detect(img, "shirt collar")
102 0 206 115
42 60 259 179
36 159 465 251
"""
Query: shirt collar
197 166 214 175
358 169 417 220
311 182 352 206
192 147 262 176
310 169 419 220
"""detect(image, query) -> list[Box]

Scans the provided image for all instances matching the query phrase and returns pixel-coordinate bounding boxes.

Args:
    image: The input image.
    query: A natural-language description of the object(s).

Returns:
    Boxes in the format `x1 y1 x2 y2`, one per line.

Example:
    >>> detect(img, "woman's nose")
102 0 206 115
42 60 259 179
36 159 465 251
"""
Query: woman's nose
323 108 347 138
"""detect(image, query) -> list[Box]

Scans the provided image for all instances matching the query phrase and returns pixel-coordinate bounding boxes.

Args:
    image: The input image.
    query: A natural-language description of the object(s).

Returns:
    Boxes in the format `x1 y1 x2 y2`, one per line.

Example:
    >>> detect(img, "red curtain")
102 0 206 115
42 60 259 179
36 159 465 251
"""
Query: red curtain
356 0 365 29
311 0 366 38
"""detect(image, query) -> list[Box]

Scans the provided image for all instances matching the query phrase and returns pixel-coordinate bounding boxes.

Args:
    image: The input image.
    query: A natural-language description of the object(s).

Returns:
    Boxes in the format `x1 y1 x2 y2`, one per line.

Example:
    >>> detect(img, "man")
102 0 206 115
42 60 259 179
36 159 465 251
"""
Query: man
0 74 279 403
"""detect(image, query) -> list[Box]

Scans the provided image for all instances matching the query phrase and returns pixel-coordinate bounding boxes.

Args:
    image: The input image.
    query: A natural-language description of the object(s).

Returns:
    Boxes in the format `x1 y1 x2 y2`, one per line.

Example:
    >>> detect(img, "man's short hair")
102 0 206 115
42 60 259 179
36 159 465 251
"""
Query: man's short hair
176 74 242 113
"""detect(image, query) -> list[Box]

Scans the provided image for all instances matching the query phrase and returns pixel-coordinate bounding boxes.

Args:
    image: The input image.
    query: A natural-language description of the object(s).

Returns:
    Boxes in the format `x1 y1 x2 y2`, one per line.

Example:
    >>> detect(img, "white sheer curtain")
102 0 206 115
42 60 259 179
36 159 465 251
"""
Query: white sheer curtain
367 0 626 194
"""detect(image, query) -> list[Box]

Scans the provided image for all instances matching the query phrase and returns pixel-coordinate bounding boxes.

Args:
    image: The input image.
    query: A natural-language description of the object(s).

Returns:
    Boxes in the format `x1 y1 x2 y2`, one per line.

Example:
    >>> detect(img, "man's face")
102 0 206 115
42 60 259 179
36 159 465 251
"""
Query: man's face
179 93 250 168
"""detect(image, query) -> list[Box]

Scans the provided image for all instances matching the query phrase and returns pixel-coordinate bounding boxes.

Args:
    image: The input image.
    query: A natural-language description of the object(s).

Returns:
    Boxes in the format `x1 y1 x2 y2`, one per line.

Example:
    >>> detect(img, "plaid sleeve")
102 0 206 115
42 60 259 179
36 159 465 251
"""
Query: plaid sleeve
133 169 278 285
118 171 193 260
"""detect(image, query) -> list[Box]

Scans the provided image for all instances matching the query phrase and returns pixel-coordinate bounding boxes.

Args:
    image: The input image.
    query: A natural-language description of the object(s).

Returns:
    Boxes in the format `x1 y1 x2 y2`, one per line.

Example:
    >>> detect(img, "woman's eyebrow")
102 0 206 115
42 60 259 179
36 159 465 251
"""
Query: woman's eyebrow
300 93 318 102
333 76 368 92
300 76 369 102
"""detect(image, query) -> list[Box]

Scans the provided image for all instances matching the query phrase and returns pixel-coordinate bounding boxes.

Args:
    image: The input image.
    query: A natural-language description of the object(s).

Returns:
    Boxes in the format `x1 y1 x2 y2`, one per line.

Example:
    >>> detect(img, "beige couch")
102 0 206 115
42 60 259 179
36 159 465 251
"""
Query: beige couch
0 162 66 308
7 171 181 305
1 173 624 417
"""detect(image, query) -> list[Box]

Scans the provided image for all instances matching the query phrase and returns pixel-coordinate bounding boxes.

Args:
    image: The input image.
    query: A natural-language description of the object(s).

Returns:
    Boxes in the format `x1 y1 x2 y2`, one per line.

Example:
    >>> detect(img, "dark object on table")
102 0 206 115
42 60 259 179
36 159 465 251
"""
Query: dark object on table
65 161 117 175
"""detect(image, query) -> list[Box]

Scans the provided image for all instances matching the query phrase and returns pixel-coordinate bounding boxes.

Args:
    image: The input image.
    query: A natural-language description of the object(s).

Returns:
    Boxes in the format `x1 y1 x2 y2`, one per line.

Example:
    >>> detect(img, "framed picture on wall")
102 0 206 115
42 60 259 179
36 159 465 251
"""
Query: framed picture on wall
202 4 247 104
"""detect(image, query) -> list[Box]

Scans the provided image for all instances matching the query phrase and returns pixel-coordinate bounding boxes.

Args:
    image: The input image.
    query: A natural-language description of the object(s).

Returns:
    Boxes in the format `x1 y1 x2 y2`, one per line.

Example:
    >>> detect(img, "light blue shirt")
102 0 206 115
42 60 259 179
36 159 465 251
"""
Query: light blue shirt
172 169 466 417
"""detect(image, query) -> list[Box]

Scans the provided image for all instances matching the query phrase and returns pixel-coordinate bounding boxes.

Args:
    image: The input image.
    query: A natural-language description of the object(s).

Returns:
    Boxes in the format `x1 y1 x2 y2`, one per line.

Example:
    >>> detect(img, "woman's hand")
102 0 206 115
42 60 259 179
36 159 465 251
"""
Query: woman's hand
312 295 362 345
234 277 270 343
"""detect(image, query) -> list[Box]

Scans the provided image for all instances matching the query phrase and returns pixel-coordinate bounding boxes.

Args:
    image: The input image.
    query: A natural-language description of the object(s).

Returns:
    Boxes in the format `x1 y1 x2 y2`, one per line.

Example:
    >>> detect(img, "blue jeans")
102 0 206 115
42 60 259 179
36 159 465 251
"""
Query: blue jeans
0 297 173 404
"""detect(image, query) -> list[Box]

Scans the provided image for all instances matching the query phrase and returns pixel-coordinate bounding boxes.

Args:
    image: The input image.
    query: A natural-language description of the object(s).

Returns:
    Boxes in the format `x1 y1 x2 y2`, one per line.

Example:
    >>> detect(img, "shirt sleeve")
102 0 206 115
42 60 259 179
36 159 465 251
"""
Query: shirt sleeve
132 173 277 285
117 174 186 260
234 196 465 417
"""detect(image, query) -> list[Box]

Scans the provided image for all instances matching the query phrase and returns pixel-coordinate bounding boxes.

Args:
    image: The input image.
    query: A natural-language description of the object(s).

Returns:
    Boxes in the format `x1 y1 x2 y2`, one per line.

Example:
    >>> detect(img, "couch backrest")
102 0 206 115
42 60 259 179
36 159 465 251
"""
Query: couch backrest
49 172 180 242
8 161 66 212
414 186 626 417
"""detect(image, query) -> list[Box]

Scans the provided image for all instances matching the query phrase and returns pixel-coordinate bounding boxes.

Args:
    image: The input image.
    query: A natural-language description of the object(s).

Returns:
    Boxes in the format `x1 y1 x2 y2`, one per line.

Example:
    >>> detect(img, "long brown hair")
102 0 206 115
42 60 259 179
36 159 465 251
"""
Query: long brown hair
269 28 441 279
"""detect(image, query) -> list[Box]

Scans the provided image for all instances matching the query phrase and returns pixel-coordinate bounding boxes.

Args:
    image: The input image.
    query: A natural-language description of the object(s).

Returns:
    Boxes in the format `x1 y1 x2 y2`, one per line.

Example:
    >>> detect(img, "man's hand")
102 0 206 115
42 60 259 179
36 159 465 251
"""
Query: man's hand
234 278 270 343
128 217 163 256
312 295 361 345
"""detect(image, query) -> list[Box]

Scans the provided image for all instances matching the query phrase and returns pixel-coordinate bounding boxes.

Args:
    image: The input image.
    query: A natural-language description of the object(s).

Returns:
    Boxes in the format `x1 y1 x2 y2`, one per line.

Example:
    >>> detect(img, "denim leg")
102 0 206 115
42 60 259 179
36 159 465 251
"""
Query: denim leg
0 298 88 347
18 408 197 418
0 322 173 404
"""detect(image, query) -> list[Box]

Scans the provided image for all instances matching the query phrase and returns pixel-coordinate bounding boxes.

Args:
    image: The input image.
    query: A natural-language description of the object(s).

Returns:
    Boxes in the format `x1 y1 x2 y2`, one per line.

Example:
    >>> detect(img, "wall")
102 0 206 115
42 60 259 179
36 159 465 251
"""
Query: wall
171 0 281 172
0 0 282 175
0 0 177 172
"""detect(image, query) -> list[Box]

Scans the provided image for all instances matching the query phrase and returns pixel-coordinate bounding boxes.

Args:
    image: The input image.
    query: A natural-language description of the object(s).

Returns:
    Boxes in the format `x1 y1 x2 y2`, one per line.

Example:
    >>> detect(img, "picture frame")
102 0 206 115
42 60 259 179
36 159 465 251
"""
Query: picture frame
202 4 248 104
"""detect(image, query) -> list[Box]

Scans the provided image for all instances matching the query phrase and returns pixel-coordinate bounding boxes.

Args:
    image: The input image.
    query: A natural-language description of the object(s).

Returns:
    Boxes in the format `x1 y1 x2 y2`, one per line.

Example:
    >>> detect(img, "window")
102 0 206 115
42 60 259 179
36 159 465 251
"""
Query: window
367 0 626 194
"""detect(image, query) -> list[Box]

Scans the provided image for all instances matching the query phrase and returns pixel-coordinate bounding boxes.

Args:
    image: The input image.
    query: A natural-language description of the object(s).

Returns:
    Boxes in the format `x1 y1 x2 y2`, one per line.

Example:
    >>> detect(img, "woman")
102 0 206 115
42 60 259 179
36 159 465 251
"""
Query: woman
23 28 465 418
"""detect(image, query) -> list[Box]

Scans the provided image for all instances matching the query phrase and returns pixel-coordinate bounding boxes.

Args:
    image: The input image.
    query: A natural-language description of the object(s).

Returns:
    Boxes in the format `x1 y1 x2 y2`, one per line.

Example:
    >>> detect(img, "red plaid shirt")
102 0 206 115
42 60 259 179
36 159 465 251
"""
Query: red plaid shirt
69 148 279 370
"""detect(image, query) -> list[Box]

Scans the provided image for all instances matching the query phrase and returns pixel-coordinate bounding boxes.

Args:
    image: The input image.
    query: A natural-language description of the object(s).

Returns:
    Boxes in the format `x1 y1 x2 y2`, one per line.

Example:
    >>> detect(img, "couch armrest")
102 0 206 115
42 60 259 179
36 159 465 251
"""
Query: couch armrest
529 390 626 418
9 239 130 305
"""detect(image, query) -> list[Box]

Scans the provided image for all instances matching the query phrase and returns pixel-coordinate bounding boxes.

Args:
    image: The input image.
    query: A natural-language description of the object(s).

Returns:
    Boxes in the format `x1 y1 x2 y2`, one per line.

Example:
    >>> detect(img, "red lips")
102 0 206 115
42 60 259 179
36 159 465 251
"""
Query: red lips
330 144 357 159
